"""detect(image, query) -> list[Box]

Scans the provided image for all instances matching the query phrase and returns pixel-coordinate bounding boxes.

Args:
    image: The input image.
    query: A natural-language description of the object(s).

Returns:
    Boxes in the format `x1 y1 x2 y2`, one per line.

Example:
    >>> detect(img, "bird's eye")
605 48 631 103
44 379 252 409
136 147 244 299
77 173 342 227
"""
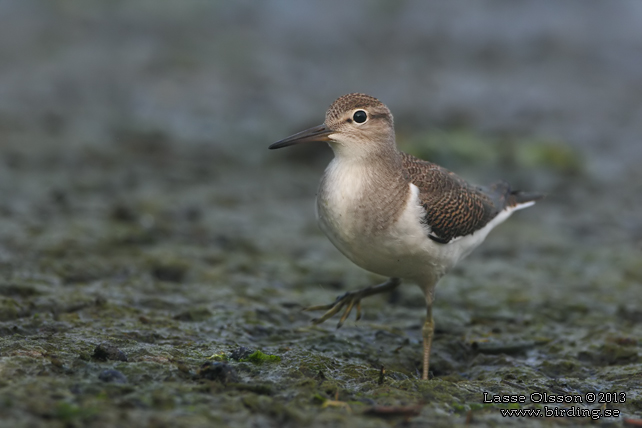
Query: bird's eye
353 110 367 123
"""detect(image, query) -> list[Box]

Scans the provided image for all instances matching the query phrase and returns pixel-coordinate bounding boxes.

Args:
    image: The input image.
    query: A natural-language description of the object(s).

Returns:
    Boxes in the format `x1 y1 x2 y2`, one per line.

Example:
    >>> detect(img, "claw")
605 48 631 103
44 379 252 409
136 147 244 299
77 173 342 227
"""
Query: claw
306 300 347 325
302 278 402 328
305 291 363 329
338 298 358 327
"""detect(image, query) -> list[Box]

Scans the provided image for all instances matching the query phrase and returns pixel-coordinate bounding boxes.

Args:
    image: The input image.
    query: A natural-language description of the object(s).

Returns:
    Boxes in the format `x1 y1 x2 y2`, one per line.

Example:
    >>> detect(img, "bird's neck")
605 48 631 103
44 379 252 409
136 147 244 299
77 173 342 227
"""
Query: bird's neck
320 143 410 234
328 141 404 176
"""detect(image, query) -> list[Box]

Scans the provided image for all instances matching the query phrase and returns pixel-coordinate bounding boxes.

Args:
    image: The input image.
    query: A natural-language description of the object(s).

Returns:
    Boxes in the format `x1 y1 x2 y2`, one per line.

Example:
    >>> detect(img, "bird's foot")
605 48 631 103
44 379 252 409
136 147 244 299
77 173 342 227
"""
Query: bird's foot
303 278 401 328
304 290 365 328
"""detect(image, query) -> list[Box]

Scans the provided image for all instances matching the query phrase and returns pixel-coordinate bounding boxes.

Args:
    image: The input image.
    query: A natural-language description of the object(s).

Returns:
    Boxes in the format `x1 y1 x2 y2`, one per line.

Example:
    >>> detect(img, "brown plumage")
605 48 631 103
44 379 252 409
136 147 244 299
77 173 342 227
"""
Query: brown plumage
401 153 543 243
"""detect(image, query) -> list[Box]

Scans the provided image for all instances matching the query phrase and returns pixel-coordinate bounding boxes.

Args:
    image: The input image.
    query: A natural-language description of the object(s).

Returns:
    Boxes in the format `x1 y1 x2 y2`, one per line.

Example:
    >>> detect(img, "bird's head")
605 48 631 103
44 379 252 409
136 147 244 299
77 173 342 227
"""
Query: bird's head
269 93 396 159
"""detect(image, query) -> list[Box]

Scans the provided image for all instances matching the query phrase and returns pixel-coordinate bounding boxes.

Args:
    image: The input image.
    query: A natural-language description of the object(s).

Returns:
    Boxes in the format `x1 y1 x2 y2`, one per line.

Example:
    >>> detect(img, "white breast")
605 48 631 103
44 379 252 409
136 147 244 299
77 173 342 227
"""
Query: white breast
316 158 522 283
316 159 434 280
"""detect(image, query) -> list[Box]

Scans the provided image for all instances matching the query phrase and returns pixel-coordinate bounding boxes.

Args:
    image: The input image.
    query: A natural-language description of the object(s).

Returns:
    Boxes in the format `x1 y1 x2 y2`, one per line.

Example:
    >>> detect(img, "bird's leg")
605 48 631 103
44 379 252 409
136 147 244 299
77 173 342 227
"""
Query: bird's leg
422 286 435 380
303 277 401 328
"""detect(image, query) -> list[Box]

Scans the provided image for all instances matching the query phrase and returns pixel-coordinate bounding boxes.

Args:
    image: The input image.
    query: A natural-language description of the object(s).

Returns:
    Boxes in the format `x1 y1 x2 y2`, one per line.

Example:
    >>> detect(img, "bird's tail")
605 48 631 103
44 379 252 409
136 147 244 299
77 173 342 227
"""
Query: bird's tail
508 190 545 210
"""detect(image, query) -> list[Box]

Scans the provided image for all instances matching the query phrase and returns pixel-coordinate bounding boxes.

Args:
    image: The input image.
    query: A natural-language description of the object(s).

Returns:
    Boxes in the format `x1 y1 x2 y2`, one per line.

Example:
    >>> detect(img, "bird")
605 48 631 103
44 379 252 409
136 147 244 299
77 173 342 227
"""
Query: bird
269 93 543 380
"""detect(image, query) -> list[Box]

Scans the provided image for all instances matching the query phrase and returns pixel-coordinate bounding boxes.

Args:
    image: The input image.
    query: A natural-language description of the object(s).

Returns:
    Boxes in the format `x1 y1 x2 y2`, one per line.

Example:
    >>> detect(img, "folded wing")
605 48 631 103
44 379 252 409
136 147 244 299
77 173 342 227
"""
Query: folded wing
401 153 543 244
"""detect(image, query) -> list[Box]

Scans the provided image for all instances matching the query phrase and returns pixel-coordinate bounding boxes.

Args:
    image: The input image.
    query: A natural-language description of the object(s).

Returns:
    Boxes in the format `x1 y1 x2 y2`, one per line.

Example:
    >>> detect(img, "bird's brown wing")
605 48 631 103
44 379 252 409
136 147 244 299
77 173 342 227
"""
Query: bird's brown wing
401 153 512 244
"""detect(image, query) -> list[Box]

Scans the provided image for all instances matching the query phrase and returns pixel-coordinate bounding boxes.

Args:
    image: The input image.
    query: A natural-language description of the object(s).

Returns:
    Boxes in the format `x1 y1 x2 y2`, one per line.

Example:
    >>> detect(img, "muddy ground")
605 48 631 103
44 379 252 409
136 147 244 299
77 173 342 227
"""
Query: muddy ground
1 2 641 427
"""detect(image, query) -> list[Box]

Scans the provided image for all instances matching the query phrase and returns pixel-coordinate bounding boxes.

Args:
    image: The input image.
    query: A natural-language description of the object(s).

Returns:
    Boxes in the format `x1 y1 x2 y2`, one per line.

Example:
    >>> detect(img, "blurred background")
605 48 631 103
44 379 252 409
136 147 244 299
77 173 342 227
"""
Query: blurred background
1 0 641 247
3 0 642 163
1 1 642 426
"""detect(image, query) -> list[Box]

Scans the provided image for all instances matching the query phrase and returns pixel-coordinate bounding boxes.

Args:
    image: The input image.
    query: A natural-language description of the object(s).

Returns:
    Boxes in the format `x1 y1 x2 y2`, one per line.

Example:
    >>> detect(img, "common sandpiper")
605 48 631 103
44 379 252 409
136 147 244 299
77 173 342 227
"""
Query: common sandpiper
269 93 543 380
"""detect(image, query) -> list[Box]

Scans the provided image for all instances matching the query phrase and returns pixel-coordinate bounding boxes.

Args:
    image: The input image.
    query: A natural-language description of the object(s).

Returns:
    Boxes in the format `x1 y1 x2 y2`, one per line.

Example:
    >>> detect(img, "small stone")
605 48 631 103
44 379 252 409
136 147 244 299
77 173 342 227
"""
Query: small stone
197 362 238 384
229 346 254 361
92 343 128 362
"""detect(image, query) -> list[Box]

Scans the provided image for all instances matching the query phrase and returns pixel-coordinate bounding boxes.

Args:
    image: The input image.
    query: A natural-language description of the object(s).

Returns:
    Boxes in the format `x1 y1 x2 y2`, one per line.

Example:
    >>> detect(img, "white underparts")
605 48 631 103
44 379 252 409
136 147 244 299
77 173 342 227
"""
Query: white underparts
316 158 534 288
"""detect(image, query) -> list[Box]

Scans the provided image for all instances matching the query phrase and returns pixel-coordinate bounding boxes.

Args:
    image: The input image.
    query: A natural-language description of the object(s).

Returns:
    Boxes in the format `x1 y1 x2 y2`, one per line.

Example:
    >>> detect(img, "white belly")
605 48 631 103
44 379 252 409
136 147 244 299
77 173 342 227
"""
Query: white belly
316 159 517 283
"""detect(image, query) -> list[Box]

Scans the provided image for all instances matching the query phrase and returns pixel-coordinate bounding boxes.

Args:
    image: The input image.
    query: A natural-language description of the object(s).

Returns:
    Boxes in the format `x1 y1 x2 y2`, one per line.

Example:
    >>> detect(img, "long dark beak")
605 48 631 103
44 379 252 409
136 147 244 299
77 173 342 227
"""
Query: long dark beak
269 124 333 150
